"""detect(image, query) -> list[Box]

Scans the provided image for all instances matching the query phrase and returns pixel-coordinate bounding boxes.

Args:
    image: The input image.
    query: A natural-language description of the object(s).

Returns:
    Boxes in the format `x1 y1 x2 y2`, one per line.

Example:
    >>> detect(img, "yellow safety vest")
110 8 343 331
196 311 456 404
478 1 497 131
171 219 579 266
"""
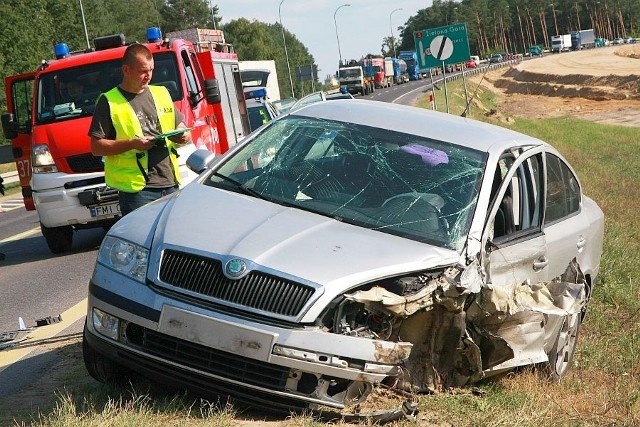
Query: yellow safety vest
102 85 180 192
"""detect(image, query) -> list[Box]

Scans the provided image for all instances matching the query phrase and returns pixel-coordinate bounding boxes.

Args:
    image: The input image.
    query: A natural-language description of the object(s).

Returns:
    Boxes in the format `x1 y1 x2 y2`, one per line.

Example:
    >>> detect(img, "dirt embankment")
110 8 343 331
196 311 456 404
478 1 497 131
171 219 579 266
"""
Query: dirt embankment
473 44 640 126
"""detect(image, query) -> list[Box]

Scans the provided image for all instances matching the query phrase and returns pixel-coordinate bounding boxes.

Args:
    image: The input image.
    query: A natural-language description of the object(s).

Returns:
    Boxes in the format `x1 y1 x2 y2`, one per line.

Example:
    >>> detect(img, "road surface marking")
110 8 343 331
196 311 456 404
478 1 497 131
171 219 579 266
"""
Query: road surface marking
0 226 41 246
0 298 87 373
0 197 25 212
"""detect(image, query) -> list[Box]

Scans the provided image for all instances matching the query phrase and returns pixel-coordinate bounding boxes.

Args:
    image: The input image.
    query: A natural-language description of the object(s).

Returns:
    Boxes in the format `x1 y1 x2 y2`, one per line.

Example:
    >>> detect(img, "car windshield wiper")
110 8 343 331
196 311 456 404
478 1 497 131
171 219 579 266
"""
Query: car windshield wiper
210 172 268 201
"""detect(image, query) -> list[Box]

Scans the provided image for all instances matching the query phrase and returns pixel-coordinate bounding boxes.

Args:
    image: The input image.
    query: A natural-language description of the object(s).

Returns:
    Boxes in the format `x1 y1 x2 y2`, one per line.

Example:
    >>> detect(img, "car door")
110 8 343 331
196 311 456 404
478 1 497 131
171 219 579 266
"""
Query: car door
3 72 36 210
542 152 594 283
483 148 548 287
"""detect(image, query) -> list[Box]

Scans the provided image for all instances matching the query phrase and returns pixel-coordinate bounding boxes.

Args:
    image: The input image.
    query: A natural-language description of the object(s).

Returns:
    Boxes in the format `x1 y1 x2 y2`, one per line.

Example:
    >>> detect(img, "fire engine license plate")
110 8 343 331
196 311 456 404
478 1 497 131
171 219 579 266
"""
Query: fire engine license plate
90 203 120 218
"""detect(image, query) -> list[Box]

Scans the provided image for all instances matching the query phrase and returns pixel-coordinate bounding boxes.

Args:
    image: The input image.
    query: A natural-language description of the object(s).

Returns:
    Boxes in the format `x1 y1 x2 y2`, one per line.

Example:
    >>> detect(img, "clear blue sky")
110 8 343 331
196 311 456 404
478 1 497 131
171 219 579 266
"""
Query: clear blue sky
217 0 431 80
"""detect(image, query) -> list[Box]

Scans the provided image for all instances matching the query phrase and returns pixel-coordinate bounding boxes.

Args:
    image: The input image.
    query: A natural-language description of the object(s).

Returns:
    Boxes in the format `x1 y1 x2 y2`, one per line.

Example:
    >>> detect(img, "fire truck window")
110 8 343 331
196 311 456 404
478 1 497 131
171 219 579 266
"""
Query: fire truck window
11 79 34 132
180 50 200 99
150 53 181 101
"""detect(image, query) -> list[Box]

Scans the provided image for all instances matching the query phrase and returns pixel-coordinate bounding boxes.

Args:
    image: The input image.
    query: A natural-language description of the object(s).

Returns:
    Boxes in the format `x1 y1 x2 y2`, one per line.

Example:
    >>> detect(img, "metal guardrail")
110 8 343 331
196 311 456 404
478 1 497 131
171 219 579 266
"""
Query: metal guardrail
440 58 522 83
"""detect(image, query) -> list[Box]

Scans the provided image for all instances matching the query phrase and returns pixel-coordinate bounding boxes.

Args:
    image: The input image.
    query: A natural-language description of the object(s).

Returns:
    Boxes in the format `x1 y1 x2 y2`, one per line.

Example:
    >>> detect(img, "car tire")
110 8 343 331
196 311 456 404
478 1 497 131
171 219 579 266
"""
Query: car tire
40 223 73 254
541 311 581 382
83 328 134 386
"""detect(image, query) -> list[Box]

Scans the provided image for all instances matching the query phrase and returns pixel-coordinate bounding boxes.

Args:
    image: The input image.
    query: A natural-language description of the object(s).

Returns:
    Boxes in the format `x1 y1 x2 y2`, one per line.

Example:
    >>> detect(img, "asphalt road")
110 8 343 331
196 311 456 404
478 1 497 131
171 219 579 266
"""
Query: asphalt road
0 195 105 398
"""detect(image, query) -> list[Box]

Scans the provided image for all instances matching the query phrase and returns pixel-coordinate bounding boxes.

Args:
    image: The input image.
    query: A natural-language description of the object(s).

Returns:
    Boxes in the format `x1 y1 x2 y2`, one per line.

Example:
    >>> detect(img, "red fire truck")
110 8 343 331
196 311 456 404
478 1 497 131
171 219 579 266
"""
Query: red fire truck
1 27 249 253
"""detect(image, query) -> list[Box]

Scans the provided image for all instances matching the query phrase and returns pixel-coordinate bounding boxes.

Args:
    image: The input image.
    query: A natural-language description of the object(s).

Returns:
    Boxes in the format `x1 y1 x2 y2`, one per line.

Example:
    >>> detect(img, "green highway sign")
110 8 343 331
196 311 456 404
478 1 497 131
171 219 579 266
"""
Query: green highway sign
414 24 471 70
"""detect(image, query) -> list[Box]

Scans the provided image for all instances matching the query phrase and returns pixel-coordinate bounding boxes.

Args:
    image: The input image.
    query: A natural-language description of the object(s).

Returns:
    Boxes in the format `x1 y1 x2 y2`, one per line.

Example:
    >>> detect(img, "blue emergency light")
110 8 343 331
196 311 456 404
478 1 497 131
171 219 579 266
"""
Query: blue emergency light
147 27 162 42
244 88 267 99
54 43 70 59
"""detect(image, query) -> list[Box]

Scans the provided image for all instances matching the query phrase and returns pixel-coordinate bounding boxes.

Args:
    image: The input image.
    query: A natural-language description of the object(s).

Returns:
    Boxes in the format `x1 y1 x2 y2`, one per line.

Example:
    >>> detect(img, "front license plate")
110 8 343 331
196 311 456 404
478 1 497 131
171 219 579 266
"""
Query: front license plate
158 305 278 361
90 202 120 218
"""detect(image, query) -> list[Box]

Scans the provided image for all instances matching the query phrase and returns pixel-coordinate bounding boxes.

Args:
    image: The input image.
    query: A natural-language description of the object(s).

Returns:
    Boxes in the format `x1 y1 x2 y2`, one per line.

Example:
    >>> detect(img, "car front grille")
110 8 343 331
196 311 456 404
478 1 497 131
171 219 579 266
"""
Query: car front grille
67 153 104 172
158 249 315 317
127 323 289 391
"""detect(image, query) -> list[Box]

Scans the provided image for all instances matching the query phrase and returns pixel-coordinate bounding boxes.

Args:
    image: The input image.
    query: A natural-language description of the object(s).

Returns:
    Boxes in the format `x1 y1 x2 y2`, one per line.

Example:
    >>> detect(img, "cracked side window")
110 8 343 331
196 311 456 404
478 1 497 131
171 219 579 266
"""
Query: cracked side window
207 116 486 250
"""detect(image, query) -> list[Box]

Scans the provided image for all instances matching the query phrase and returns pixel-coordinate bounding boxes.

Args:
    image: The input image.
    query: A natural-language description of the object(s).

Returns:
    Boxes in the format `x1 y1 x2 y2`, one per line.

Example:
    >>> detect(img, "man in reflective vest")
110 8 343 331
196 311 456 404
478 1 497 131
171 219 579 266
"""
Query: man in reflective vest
89 43 191 216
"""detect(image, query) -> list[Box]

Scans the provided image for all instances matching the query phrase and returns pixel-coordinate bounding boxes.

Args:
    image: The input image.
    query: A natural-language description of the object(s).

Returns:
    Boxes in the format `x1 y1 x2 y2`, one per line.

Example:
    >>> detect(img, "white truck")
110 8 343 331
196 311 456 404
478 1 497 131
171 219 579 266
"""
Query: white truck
239 60 281 101
338 65 367 96
551 34 571 53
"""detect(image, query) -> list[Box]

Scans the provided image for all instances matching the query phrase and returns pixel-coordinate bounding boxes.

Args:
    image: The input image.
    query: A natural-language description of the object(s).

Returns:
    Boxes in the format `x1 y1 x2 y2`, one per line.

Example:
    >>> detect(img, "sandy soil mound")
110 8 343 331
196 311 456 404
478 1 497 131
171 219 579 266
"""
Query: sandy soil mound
472 45 640 126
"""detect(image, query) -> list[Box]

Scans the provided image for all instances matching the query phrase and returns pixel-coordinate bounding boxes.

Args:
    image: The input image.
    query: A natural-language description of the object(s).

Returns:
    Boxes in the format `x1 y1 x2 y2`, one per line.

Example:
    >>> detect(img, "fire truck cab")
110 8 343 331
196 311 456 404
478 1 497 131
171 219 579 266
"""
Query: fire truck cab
2 27 249 253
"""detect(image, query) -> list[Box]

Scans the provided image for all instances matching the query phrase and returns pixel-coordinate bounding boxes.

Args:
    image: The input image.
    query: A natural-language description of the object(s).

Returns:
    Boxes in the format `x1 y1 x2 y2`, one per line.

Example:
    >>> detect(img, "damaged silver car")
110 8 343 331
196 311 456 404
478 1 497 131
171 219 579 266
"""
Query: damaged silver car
83 100 604 412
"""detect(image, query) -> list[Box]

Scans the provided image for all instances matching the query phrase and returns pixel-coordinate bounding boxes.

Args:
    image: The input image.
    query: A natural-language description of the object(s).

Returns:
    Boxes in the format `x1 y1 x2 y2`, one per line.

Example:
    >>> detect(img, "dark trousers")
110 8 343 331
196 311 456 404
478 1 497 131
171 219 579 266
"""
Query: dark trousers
118 186 178 216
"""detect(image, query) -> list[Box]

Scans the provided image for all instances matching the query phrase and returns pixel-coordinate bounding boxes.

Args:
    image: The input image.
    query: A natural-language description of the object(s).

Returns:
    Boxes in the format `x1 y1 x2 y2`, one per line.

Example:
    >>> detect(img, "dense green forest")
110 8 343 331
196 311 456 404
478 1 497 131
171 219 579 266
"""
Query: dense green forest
397 0 639 57
0 0 638 111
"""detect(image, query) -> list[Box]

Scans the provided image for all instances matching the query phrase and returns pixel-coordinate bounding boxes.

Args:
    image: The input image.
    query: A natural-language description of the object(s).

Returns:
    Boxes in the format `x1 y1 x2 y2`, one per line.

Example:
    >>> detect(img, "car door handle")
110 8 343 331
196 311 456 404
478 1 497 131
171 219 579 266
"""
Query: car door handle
533 257 549 271
577 236 587 251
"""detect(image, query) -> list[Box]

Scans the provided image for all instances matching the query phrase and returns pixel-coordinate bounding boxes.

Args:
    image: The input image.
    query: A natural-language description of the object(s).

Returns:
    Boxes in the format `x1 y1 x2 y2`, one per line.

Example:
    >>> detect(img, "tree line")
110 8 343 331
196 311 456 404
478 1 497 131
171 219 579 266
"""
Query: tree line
396 0 639 58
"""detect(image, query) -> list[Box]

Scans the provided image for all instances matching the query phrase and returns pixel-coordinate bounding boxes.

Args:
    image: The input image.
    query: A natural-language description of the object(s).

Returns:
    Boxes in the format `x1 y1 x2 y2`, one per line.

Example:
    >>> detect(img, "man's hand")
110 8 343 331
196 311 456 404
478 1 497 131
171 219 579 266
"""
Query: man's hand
168 124 192 145
130 135 155 151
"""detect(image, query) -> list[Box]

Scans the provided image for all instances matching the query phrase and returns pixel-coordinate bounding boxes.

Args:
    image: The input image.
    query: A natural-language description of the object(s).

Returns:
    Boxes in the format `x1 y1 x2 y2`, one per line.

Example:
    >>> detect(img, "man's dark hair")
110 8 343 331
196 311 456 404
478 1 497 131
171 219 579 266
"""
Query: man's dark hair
123 43 153 66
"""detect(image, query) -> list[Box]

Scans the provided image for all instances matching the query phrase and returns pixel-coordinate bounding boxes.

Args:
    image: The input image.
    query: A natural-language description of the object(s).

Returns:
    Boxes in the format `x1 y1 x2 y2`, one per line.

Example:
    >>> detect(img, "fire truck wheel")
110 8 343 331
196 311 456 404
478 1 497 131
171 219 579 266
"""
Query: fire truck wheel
40 223 73 254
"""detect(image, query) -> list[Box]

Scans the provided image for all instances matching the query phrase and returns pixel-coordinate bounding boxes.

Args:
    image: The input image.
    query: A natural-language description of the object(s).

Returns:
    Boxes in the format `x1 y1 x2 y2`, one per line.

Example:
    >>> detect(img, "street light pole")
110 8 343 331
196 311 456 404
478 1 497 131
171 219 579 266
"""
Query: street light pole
278 0 295 98
389 8 402 58
333 4 351 67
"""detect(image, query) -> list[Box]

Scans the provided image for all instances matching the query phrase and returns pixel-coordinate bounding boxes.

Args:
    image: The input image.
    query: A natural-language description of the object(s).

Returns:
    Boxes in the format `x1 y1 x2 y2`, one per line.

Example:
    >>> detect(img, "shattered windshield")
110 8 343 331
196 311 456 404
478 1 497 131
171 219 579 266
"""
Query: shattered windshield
205 117 486 250
36 52 180 124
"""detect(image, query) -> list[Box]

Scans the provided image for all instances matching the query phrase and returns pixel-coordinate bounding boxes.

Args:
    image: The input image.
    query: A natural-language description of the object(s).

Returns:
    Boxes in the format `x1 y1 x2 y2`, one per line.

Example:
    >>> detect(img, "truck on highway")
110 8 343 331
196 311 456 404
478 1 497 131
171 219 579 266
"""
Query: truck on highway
391 58 409 84
362 57 393 89
1 27 249 253
338 60 374 96
398 51 421 80
551 34 572 53
571 29 596 50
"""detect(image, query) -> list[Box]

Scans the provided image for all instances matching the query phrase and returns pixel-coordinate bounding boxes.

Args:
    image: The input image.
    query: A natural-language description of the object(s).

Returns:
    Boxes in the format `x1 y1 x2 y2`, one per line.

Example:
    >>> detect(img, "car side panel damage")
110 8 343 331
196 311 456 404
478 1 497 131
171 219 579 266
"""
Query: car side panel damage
344 258 587 393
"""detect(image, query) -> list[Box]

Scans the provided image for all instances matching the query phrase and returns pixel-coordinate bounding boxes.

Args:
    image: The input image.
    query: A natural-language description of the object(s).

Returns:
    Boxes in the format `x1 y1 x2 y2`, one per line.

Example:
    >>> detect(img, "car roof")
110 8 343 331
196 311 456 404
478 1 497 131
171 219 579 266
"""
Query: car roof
289 99 544 153
325 92 354 100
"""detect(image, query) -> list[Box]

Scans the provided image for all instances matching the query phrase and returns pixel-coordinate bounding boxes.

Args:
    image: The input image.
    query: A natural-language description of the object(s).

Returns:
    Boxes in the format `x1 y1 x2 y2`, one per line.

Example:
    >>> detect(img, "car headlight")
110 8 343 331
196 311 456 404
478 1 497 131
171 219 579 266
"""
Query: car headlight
97 236 149 283
32 144 58 173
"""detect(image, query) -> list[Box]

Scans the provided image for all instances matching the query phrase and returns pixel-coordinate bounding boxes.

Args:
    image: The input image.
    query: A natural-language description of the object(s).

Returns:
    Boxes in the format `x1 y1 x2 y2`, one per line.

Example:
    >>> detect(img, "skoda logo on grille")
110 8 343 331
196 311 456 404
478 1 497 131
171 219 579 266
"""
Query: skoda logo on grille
225 258 247 279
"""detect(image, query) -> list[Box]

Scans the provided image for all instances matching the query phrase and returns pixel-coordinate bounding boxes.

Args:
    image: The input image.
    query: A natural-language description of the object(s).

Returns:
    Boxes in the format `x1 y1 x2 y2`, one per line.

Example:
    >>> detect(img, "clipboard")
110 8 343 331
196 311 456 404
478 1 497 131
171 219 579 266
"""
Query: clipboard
150 127 192 140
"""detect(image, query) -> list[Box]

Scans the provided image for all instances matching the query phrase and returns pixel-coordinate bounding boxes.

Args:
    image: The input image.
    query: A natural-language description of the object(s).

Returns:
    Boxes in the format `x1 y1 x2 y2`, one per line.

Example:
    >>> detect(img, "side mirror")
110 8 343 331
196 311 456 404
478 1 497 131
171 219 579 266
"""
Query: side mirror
203 79 221 104
1 113 18 139
186 149 218 174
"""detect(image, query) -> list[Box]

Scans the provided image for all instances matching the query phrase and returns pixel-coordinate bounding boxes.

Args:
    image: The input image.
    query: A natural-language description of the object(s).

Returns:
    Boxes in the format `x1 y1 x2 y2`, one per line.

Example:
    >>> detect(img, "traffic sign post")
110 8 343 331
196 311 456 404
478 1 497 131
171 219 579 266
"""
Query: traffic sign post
414 24 471 70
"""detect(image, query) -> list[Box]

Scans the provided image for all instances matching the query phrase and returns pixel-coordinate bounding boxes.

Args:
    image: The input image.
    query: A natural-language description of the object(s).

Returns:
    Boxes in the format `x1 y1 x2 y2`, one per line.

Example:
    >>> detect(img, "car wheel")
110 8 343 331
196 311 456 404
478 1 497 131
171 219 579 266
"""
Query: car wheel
542 311 581 381
83 328 134 386
40 223 73 254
